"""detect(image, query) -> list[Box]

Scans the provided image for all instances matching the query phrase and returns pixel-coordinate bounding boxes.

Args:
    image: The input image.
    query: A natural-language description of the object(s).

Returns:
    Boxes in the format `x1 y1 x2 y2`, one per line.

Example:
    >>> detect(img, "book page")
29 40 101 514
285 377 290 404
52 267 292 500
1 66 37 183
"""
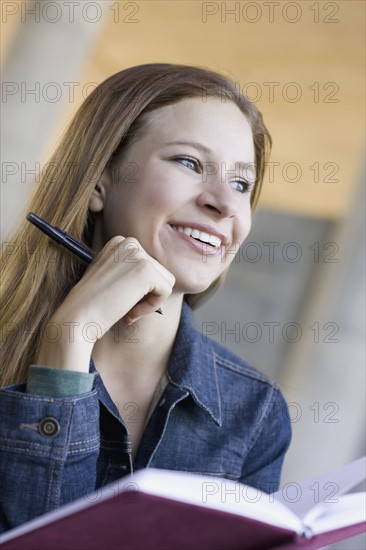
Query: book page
274 455 366 519
303 492 366 535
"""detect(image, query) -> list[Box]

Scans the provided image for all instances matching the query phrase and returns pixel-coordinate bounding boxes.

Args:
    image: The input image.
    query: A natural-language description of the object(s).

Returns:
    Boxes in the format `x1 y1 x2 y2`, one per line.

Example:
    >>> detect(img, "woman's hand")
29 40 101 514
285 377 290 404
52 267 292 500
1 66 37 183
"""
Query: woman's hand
60 235 176 339
35 236 175 372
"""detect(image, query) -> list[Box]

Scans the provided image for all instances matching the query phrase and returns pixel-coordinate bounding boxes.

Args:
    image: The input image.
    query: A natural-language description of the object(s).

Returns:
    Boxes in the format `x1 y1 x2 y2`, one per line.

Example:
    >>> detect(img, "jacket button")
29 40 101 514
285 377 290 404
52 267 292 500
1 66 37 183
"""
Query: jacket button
39 417 60 438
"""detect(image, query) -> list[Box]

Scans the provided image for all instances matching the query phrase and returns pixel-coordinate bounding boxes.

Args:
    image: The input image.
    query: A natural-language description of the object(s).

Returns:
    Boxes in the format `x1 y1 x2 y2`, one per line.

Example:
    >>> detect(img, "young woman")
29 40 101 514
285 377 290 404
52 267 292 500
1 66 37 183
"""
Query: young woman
0 63 291 532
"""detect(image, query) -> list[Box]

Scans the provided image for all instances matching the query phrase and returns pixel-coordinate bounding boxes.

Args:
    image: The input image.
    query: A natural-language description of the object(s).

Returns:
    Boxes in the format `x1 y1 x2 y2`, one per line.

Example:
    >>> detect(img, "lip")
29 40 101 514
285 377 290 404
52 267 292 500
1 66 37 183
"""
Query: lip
169 221 229 245
169 224 222 256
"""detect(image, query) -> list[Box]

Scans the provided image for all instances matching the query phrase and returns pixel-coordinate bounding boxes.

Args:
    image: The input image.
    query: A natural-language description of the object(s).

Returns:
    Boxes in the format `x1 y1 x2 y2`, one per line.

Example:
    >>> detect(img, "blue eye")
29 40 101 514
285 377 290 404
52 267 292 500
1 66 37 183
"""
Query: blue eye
173 156 199 171
231 180 252 194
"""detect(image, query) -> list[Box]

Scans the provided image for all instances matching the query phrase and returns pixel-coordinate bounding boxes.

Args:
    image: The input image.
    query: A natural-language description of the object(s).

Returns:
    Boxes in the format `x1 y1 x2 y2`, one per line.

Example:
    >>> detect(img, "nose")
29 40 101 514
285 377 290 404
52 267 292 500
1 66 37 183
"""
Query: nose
196 179 238 219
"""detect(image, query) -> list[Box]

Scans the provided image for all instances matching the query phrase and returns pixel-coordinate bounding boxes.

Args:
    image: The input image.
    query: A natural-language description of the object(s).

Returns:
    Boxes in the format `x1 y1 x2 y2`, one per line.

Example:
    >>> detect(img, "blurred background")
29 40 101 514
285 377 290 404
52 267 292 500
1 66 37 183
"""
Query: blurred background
1 1 365 547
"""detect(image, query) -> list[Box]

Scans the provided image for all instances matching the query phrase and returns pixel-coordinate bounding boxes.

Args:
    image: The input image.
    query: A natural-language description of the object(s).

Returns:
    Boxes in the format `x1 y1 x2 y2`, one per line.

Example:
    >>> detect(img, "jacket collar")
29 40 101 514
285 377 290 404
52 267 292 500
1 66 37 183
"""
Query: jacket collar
166 300 222 426
89 300 222 427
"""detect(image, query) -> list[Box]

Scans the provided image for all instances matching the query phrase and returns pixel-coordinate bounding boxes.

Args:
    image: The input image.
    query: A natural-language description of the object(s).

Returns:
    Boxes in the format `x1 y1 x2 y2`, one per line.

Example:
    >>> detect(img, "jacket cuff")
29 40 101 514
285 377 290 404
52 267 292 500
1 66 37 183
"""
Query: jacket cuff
26 364 95 397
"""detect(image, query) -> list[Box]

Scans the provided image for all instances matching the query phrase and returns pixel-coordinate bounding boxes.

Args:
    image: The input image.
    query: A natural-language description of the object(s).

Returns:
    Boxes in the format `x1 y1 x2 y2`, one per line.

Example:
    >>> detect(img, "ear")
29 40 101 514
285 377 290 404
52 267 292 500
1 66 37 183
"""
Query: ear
88 169 113 213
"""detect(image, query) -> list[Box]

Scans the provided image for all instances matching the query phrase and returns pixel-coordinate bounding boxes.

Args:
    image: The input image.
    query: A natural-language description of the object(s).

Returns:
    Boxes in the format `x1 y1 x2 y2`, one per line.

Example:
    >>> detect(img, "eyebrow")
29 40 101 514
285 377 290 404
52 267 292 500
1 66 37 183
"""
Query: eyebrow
164 140 256 180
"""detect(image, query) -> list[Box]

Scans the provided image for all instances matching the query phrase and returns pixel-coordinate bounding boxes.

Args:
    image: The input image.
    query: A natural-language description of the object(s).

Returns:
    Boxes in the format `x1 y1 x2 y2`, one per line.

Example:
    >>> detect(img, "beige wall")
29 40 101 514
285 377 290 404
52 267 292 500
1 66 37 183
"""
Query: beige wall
2 1 364 221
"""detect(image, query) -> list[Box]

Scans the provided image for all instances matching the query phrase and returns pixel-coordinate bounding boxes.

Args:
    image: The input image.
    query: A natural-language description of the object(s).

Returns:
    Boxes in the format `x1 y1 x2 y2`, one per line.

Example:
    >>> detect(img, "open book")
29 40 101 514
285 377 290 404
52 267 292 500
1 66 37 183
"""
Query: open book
1 456 365 549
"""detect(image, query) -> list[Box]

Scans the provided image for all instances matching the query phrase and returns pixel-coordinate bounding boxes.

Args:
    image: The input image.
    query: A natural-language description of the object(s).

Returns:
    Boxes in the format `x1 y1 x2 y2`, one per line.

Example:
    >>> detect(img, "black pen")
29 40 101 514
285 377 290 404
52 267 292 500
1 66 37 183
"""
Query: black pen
26 212 163 315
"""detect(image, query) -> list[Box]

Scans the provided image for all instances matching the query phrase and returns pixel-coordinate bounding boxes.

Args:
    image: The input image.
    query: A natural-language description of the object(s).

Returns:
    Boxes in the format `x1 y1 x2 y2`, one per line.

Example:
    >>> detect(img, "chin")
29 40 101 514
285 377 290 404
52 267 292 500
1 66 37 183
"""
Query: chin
174 275 218 296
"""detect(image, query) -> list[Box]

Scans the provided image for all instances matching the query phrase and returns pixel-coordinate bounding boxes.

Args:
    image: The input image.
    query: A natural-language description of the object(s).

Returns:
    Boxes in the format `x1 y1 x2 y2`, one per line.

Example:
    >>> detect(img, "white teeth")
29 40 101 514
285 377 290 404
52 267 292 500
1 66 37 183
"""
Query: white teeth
209 235 220 246
172 225 222 247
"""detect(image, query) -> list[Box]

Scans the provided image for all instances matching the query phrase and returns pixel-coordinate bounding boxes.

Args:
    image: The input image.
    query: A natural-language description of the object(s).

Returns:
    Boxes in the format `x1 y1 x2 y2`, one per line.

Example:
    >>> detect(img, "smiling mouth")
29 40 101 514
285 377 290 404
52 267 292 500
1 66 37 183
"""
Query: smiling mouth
169 224 222 249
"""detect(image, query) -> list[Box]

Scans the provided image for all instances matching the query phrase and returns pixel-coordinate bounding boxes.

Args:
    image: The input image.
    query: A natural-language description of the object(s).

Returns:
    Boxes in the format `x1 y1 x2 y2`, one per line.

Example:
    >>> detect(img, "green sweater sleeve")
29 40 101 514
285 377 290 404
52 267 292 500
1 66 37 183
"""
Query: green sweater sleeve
26 365 95 397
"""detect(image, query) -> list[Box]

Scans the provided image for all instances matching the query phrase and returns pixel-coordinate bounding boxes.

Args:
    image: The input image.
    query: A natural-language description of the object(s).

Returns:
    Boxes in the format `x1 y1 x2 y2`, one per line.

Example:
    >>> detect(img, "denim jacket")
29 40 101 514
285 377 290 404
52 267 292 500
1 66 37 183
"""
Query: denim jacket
0 301 291 532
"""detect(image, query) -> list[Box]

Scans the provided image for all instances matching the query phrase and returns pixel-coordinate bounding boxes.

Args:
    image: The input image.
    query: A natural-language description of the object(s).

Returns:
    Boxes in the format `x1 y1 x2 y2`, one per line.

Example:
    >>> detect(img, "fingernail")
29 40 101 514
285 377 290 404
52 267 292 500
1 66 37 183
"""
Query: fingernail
124 317 137 326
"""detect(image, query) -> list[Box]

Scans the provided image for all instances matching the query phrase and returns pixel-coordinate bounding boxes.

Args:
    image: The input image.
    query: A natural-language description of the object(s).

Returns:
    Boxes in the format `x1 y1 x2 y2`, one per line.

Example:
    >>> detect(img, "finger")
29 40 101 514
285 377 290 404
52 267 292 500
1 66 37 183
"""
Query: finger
123 296 164 325
117 238 176 288
123 273 173 323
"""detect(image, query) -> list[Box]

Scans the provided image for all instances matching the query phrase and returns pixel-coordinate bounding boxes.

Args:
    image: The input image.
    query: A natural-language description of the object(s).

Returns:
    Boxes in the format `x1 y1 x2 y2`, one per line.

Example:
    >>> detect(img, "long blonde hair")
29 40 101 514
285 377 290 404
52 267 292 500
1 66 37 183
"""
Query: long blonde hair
0 63 272 386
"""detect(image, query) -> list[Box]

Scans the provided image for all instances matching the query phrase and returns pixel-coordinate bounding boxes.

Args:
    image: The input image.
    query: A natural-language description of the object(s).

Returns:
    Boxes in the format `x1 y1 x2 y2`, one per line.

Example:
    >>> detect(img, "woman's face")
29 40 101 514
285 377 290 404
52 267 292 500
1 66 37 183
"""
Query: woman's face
93 96 256 295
